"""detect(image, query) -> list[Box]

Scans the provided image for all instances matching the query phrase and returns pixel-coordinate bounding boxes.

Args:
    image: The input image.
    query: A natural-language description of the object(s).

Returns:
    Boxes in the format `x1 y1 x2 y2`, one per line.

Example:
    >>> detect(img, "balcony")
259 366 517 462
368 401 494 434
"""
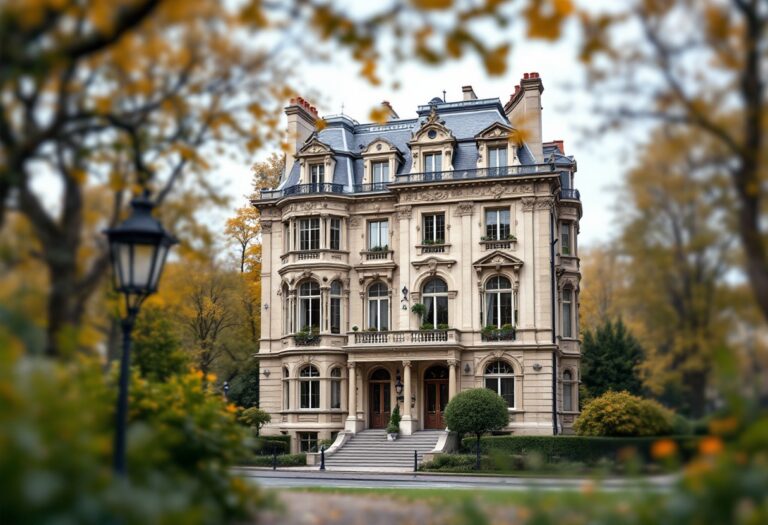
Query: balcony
280 249 349 267
349 329 462 346
416 242 450 255
479 237 517 251
260 183 344 199
559 188 580 201
481 327 516 342
391 164 556 185
360 248 393 261
353 182 390 193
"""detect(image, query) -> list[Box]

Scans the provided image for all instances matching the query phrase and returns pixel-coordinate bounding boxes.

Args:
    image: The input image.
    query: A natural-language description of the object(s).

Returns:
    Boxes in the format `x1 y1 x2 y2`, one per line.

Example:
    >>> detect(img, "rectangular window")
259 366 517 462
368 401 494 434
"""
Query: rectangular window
283 380 289 410
485 377 515 408
298 432 318 453
422 213 445 244
563 382 573 411
371 161 389 188
485 208 511 240
300 379 320 409
330 218 341 250
424 153 442 180
331 379 341 409
562 288 573 338
488 146 508 176
310 164 324 189
299 218 320 251
561 223 571 255
330 297 341 334
368 220 389 250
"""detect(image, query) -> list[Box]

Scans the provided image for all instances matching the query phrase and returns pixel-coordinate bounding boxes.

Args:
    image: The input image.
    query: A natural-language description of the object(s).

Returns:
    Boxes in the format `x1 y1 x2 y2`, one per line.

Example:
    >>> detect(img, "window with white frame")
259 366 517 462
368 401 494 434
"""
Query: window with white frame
484 276 515 328
298 281 321 331
299 218 320 251
282 367 289 410
330 367 342 409
424 152 442 180
330 280 342 335
485 208 511 240
422 213 445 244
562 288 573 338
484 360 515 407
309 164 324 189
371 161 389 188
329 217 341 250
563 369 575 411
422 278 448 327
299 365 320 409
367 282 389 331
368 220 389 250
561 223 571 255
488 146 508 176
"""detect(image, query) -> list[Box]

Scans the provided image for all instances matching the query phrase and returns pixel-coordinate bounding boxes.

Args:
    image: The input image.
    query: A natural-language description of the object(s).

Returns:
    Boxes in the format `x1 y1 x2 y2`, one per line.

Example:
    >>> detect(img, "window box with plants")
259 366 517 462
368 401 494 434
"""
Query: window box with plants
481 324 516 341
294 326 320 346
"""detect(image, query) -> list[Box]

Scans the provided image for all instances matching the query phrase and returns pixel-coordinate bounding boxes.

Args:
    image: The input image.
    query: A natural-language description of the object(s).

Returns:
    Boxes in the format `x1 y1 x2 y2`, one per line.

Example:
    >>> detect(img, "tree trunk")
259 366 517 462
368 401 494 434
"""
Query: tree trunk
45 259 80 357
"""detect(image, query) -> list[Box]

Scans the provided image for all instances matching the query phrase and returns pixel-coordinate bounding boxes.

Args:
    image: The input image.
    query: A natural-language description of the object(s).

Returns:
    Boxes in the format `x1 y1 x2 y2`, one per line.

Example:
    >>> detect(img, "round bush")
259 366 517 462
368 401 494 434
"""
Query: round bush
574 390 675 437
444 388 509 437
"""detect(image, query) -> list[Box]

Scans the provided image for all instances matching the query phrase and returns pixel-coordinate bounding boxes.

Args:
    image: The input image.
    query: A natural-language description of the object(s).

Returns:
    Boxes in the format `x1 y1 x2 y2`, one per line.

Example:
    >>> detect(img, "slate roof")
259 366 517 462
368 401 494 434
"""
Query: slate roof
278 97 567 193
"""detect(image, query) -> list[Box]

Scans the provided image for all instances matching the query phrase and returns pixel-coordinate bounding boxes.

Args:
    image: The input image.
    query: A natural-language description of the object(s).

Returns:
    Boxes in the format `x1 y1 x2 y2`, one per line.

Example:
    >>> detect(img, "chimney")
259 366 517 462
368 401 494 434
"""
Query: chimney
551 140 565 155
284 96 318 175
462 85 478 101
380 100 399 120
504 72 544 162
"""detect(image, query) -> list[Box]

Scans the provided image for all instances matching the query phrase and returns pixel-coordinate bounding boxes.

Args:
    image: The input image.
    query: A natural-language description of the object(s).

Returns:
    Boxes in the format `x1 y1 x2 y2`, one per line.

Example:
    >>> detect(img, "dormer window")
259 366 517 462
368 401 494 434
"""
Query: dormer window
372 161 389 189
424 152 442 180
488 146 508 176
310 164 324 190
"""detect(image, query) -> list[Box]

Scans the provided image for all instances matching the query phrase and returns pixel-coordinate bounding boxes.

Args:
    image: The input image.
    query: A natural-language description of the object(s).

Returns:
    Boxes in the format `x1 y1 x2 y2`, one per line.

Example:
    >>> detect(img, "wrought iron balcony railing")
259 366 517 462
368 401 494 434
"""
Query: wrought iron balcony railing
559 188 581 200
353 182 390 193
260 183 344 199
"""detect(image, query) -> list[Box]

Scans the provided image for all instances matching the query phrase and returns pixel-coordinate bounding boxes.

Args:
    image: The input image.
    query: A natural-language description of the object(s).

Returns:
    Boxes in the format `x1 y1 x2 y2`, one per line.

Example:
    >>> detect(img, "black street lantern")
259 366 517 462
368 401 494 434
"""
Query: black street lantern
395 372 404 400
105 192 177 477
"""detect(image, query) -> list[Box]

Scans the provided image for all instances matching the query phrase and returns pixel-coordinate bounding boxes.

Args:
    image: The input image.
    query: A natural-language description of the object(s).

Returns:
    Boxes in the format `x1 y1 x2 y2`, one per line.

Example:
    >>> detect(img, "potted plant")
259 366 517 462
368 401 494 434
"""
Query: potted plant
420 322 434 330
507 234 517 241
437 323 449 330
411 303 426 318
387 405 401 441
365 326 378 332
352 325 359 332
294 325 320 345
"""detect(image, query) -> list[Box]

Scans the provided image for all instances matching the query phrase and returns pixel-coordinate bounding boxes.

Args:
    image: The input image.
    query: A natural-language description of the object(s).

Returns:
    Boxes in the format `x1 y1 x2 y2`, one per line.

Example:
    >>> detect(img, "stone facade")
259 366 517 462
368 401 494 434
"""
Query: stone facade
254 73 582 454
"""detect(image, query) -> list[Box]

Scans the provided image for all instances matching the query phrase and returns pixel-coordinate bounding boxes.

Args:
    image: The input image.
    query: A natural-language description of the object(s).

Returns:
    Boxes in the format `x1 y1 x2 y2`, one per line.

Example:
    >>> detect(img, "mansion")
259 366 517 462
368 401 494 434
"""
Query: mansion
254 73 582 454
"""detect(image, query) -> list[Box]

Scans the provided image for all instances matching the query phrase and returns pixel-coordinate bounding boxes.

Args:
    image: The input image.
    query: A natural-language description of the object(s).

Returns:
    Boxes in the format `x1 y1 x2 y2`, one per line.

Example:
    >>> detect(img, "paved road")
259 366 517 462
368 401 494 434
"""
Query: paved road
235 467 676 492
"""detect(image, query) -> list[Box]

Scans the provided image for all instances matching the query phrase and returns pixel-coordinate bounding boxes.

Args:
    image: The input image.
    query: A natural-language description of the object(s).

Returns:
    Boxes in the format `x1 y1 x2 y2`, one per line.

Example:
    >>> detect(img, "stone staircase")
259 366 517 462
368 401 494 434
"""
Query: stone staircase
323 429 444 471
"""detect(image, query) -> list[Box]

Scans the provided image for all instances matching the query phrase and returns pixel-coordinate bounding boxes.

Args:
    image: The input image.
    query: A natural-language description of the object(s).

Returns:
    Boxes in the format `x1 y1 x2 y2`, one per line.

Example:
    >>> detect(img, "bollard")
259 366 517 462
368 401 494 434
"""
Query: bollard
320 445 326 471
413 450 418 472
272 447 277 471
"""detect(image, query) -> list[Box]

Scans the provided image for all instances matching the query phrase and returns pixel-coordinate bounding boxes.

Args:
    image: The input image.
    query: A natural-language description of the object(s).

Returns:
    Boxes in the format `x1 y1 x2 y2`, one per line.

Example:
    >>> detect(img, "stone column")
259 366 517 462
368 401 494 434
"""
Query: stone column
345 362 361 432
400 360 414 435
448 358 458 400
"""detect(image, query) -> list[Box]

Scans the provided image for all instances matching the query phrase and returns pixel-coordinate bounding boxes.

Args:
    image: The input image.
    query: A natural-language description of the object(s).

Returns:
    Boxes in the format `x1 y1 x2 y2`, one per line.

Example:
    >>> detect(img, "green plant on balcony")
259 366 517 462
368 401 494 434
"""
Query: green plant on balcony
294 326 320 345
437 323 449 330
369 244 389 252
365 326 379 332
480 235 489 241
481 324 516 341
352 325 359 332
420 322 434 330
410 303 426 318
506 234 517 241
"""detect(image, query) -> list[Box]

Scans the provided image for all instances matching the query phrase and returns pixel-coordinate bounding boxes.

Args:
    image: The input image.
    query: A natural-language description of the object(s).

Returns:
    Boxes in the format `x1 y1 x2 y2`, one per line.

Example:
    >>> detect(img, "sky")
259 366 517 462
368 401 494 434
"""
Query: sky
212 23 626 250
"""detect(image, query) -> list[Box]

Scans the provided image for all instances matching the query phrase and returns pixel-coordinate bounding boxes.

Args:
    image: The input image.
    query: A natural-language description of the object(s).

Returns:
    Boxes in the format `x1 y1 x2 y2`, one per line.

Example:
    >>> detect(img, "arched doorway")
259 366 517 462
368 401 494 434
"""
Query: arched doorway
424 365 449 429
369 368 391 429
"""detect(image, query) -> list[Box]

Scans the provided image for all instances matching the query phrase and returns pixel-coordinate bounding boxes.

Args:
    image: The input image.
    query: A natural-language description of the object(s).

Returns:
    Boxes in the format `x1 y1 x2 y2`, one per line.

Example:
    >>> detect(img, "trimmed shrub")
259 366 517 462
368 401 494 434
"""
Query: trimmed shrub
574 390 675 437
421 454 478 472
253 438 288 455
241 454 306 467
459 435 701 465
444 388 509 469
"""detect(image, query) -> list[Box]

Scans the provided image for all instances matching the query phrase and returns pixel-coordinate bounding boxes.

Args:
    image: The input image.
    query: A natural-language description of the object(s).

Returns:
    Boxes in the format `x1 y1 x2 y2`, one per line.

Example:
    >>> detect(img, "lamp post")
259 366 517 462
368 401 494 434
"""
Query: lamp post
395 372 404 403
105 192 177 477
223 381 230 399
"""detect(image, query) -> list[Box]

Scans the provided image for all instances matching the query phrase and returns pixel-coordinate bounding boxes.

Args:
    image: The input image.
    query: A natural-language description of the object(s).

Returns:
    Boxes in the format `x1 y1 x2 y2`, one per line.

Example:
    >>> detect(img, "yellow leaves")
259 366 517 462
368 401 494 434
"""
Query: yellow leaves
89 0 114 34
651 438 678 460
359 58 380 86
411 0 453 9
369 107 389 124
523 0 573 41
482 44 509 76
315 118 328 131
93 96 111 114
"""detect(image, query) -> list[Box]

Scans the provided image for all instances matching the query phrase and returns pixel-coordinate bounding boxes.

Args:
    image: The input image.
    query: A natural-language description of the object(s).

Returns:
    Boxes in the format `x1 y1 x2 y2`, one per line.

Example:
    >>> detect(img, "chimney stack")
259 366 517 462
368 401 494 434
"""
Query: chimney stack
503 72 544 162
284 96 318 175
380 100 399 120
462 85 478 101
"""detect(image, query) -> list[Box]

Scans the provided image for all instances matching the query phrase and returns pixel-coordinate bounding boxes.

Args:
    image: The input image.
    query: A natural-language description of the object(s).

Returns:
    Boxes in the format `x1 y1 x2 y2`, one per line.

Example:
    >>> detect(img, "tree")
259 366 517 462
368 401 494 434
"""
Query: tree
225 207 261 274
577 1 768 326
574 391 674 437
227 357 260 409
582 319 645 399
238 407 271 437
444 388 509 470
249 152 284 196
132 305 189 381
2 0 547 358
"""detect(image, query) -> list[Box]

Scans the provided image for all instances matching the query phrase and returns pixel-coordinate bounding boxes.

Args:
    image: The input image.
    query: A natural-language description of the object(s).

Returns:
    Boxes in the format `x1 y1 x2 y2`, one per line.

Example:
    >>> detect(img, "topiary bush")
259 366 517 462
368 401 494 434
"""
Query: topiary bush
239 407 271 436
444 388 509 469
574 390 675 437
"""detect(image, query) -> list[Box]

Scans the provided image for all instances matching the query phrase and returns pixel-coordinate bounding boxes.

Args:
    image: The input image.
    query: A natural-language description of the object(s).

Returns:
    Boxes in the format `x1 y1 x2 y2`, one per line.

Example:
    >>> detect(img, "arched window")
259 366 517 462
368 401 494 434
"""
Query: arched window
370 368 391 381
484 360 515 407
330 367 342 409
563 369 575 412
298 281 320 331
282 367 290 410
422 278 448 328
330 281 342 334
299 365 320 409
485 276 515 328
367 282 389 331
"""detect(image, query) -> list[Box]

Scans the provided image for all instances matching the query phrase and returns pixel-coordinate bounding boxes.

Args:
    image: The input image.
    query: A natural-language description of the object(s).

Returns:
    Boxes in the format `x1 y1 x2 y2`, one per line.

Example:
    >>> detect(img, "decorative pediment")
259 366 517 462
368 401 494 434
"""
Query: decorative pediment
475 122 517 142
410 106 455 145
472 251 524 274
297 135 333 156
361 138 402 157
411 256 457 273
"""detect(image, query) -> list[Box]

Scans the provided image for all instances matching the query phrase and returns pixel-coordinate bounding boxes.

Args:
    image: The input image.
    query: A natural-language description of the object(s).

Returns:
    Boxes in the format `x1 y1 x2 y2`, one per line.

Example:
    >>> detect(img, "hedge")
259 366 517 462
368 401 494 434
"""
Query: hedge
241 454 307 467
253 435 292 455
459 435 701 464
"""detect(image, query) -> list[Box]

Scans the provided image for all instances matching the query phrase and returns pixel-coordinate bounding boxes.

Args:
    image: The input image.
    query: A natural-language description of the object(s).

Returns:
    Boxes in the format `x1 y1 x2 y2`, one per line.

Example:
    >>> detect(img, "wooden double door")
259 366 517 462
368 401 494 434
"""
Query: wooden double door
369 368 392 429
424 365 449 429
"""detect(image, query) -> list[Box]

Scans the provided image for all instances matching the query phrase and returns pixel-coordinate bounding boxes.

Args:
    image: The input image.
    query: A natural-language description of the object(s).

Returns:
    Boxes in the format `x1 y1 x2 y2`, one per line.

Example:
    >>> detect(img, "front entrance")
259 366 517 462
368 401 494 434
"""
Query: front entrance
369 368 391 429
424 365 449 429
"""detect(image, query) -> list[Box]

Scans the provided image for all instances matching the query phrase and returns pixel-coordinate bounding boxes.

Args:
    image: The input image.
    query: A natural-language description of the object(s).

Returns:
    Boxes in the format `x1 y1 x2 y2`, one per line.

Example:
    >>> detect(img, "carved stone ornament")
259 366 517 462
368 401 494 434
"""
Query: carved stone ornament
261 222 273 233
400 184 534 203
521 197 536 211
472 250 524 275
454 202 474 217
535 197 555 210
349 216 361 228
411 256 456 271
396 206 412 220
